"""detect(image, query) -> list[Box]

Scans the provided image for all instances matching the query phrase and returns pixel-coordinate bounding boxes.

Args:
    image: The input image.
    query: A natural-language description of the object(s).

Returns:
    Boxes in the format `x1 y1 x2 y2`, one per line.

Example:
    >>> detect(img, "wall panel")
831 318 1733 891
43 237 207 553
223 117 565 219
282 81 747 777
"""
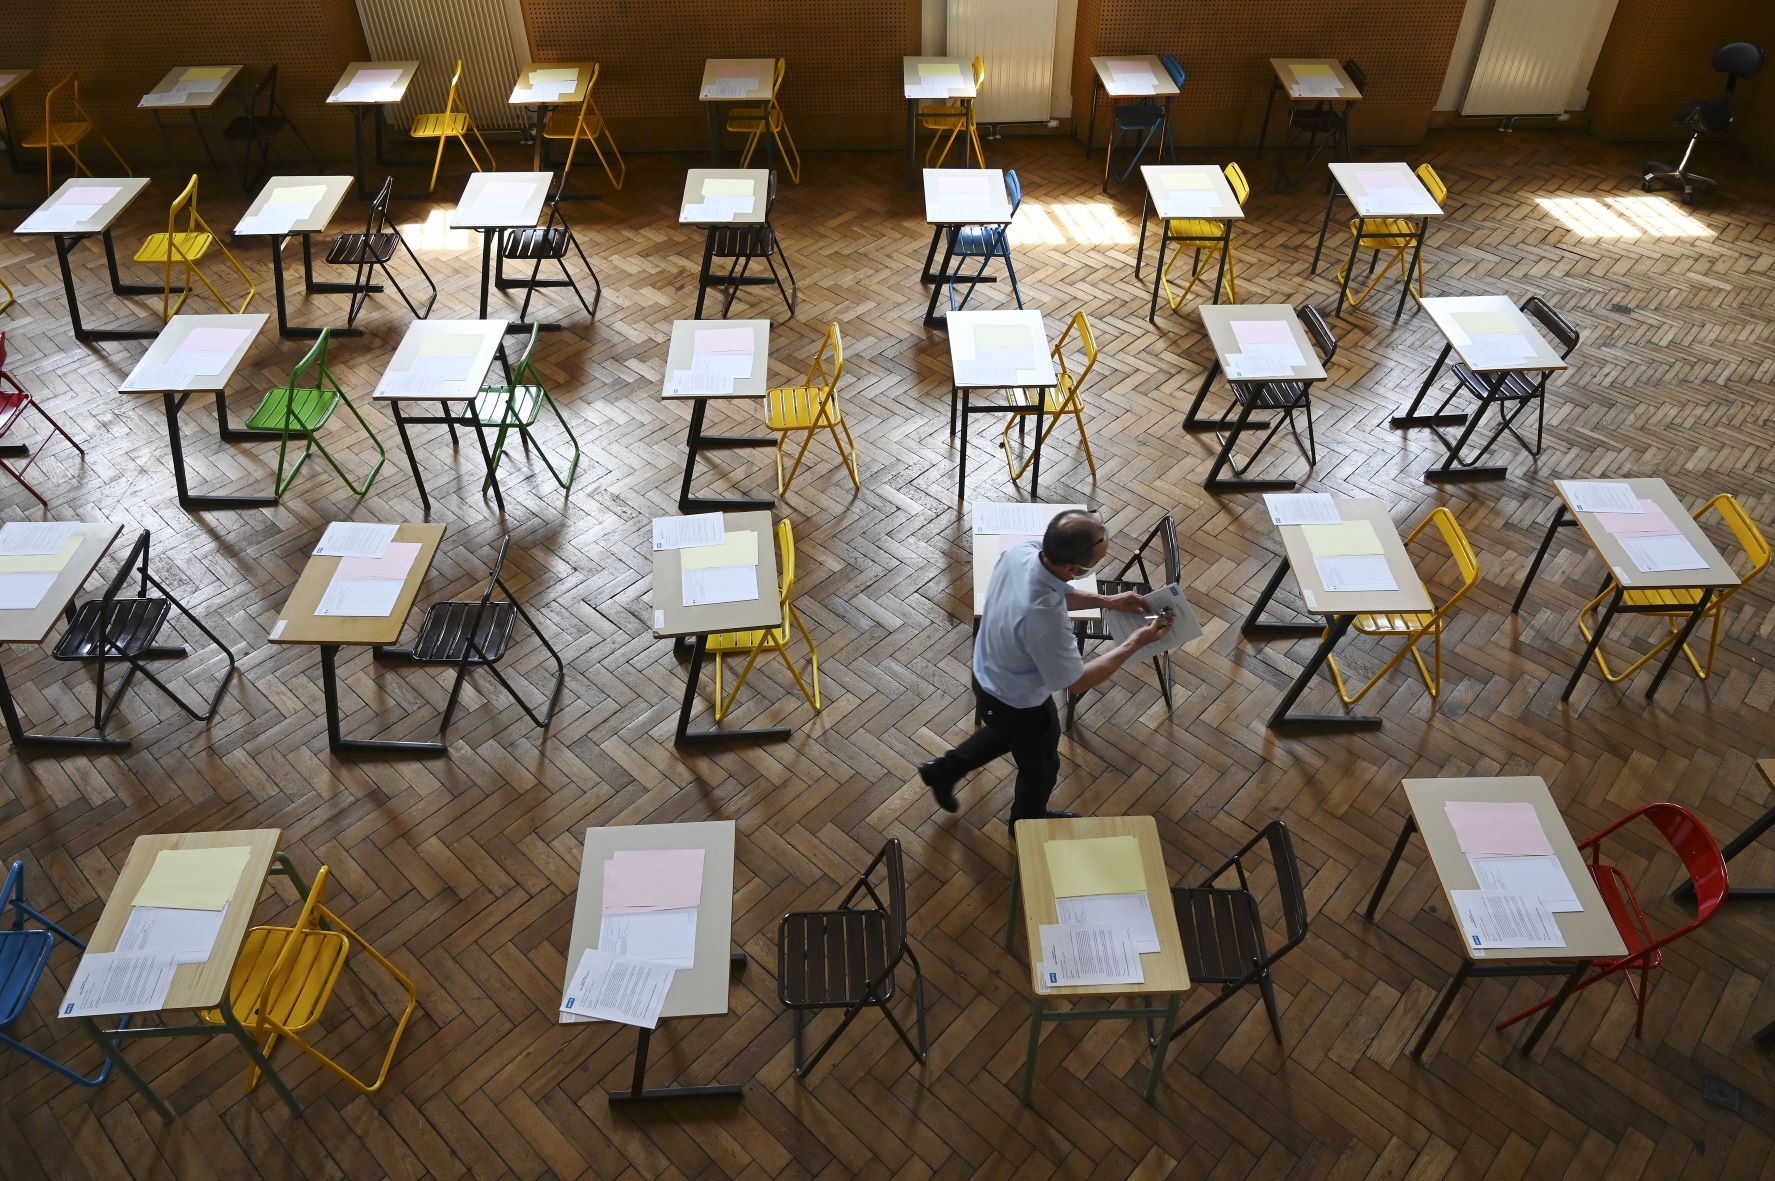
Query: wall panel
1588 0 1772 144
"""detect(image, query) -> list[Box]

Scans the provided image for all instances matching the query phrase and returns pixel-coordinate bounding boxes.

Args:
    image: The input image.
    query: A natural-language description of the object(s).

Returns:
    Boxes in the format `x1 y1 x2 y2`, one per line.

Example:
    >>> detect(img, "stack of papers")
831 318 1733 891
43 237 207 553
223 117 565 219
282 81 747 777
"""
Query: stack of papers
0 522 81 612
561 847 708 1028
1107 60 1159 93
1037 923 1144 988
908 62 967 98
1449 890 1564 950
683 177 758 222
1592 498 1672 536
1264 492 1339 526
517 67 578 101
316 541 420 617
1038 836 1151 988
1445 799 1577 942
973 501 1053 535
1563 481 1641 515
1351 168 1439 215
653 514 723 550
315 521 396 557
24 185 120 232
932 172 997 220
561 949 677 1028
1155 172 1221 216
59 952 181 1017
1304 521 1396 593
384 333 483 395
959 322 1039 383
143 68 228 107
1290 64 1342 98
667 325 755 394
337 67 404 103
1104 583 1203 654
1225 319 1304 380
459 180 538 225
704 65 762 100
1619 534 1707 572
236 184 328 235
1452 311 1535 370
135 845 251 909
152 324 251 389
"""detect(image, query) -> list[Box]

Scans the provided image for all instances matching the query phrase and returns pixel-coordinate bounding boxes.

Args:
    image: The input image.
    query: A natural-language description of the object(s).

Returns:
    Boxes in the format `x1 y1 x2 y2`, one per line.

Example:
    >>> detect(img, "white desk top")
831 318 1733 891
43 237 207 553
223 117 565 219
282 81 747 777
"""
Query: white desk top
948 310 1056 390
15 177 151 236
1420 296 1570 375
0 522 122 646
510 61 596 106
971 502 1099 618
700 59 775 103
1091 56 1181 98
1201 304 1326 383
1331 162 1444 218
372 319 507 402
139 65 243 111
1274 496 1434 616
904 56 977 100
650 510 782 638
0 70 31 102
923 168 1013 226
662 319 771 399
1270 58 1361 101
450 171 552 230
1140 165 1245 221
1553 478 1740 591
119 314 270 393
234 175 353 237
679 168 769 226
327 61 419 105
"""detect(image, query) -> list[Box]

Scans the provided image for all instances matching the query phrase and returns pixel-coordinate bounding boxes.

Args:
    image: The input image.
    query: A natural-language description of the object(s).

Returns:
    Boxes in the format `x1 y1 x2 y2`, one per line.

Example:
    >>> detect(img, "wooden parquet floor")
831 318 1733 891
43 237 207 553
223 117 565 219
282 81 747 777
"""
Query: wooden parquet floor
1 128 1773 1181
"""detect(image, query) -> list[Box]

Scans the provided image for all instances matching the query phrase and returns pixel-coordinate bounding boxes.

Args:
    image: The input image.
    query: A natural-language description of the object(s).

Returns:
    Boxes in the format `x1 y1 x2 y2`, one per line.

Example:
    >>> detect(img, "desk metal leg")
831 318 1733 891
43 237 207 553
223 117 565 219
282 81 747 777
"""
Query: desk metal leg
1184 361 1269 434
673 634 791 747
320 643 447 756
956 388 971 506
300 231 378 299
1561 587 1621 702
477 230 494 320
1512 503 1571 613
352 107 371 199
214 389 280 444
1269 614 1378 733
1334 217 1363 316
1 95 22 173
1515 961 1593 1056
1390 344 1469 429
607 952 747 1105
162 393 279 511
218 993 303 1116
1365 815 1418 919
906 98 917 186
81 1017 173 1123
54 235 157 343
924 235 958 327
1645 589 1712 701
1135 195 1150 278
1028 392 1045 501
1148 226 1168 322
1311 186 1339 274
1020 997 1046 1104
103 228 183 299
1204 393 1296 493
1144 993 1182 1102
0 657 131 754
1411 960 1472 1059
706 103 723 166
1424 369 1510 483
677 398 774 513
391 403 431 519
1395 223 1428 321
1242 554 1323 640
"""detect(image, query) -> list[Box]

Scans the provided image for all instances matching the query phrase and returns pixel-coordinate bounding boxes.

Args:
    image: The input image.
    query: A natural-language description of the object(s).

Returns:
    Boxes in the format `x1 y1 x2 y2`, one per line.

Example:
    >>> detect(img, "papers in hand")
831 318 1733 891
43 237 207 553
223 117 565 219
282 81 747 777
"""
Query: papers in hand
560 948 675 1028
1054 893 1159 953
599 908 697 969
118 903 229 963
1563 481 1642 515
652 513 723 551
681 565 758 606
1620 534 1707 572
1264 493 1339 526
1105 583 1203 654
1449 890 1564 950
1314 554 1396 593
59 952 179 1018
315 521 396 558
0 522 77 557
1469 856 1580 912
973 501 1053 536
1036 923 1144 988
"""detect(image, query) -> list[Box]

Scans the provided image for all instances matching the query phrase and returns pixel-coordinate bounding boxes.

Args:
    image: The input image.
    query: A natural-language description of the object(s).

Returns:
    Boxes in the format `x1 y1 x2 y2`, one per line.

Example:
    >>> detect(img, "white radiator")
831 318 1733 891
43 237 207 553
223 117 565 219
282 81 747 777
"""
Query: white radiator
1461 0 1612 118
946 0 1059 125
352 0 530 132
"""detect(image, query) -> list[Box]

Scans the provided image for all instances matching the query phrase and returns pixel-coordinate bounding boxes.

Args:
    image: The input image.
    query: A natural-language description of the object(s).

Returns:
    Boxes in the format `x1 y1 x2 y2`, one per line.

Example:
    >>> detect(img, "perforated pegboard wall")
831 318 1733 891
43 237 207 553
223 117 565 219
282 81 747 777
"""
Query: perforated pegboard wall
1589 0 1774 139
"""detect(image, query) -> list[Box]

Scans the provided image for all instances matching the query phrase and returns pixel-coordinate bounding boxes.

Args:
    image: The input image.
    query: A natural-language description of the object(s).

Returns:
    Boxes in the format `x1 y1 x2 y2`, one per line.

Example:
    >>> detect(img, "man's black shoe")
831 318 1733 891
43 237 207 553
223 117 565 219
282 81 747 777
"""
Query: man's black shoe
919 760 959 813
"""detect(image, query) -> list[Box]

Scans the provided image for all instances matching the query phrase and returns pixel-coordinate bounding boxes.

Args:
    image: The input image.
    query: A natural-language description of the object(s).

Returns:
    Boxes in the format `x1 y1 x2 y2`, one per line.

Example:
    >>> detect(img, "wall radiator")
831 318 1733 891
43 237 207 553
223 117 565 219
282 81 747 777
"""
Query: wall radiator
1461 0 1612 118
353 0 530 132
946 0 1059 125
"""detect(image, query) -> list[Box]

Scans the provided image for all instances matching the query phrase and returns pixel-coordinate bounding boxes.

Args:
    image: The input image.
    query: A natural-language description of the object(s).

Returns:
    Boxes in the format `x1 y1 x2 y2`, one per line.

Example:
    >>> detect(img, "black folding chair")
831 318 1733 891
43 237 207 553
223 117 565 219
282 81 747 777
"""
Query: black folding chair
326 176 438 328
1425 296 1578 481
1205 306 1336 492
51 531 237 734
497 192 602 325
1067 514 1181 729
695 170 796 320
372 535 565 738
1278 59 1363 191
1150 820 1309 1048
777 837 929 1079
221 65 319 194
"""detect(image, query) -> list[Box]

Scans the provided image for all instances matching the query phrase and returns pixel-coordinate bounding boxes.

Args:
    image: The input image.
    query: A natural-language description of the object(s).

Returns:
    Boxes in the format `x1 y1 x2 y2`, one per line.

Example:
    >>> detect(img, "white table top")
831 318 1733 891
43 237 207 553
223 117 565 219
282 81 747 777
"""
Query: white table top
234 175 353 237
0 70 30 102
0 522 122 646
1553 478 1740 591
679 168 769 226
1091 56 1181 98
15 177 151 236
1140 165 1245 221
509 61 596 106
372 319 507 402
450 171 552 230
662 319 771 400
119 314 270 393
139 65 243 111
903 56 977 100
700 59 775 103
971 502 1099 618
1201 304 1327 384
562 821 738 1022
1274 496 1434 616
949 310 1056 390
326 61 419 105
1270 58 1361 101
1420 296 1570 375
1330 162 1444 218
650 510 782 638
923 168 1013 225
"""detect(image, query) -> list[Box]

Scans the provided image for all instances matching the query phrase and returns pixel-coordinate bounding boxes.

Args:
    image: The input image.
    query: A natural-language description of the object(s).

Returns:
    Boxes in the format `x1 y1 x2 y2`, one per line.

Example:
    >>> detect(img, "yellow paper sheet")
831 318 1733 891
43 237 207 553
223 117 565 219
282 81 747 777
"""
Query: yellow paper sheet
0 538 80 574
1454 311 1520 337
1299 521 1383 556
919 63 965 80
975 324 1034 350
1290 63 1336 77
681 530 759 570
1160 171 1216 190
182 66 233 81
418 333 484 358
702 178 755 197
528 67 580 84
132 846 253 910
1045 835 1145 897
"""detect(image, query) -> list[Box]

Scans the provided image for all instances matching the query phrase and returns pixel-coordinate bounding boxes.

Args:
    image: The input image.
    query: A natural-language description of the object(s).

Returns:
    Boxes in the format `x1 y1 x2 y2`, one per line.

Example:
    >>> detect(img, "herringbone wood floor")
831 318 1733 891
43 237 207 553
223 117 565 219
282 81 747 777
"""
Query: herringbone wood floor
1 128 1772 1181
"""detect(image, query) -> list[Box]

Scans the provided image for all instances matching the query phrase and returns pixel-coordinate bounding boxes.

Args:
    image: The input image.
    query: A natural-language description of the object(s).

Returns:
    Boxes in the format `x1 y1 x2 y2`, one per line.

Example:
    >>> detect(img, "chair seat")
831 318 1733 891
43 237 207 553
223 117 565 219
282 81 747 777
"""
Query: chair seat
947 225 1008 256
501 226 571 261
22 121 91 149
1350 217 1421 242
542 110 606 139
408 600 520 664
708 225 776 258
1450 364 1539 402
778 909 894 1008
200 924 348 1032
0 928 53 1027
474 383 544 428
1075 576 1150 640
706 622 789 652
134 231 213 264
326 232 399 266
1290 108 1344 133
223 115 286 143
1677 100 1731 134
0 391 30 433
52 598 172 661
246 385 341 434
410 112 469 138
1619 586 1710 611
919 111 971 131
765 385 842 430
1232 379 1310 410
1113 101 1165 130
1352 611 1437 635
1165 218 1229 239
1172 885 1266 984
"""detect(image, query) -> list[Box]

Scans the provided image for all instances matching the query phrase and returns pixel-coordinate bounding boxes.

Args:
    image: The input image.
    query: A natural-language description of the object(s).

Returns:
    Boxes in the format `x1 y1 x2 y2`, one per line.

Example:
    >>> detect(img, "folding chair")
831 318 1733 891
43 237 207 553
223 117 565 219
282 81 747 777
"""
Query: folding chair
778 837 929 1078
1108 55 1184 183
0 266 12 316
947 168 1023 312
1002 308 1097 483
0 331 86 509
499 192 602 325
473 325 580 494
198 866 419 1096
920 55 986 168
1336 163 1445 312
1277 58 1363 190
1204 305 1335 492
764 321 858 496
1324 506 1481 705
221 65 320 194
21 74 129 196
707 519 821 722
1158 162 1246 313
1424 296 1578 477
373 534 567 737
244 328 386 497
695 170 797 320
52 530 238 734
728 58 801 183
411 60 493 193
1066 513 1181 729
133 175 255 320
1 860 129 1085
541 63 624 191
326 176 438 328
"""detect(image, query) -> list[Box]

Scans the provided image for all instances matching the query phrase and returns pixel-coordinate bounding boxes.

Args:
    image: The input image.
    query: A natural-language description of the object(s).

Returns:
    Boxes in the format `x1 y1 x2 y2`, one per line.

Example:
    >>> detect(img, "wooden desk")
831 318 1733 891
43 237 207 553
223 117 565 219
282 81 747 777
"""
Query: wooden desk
664 317 774 513
271 522 446 755
903 56 978 184
699 58 777 165
1314 162 1445 319
118 313 275 511
970 502 1098 619
1086 56 1182 191
1242 495 1431 732
948 309 1057 505
0 521 125 753
509 61 597 173
15 177 157 342
1136 164 1244 319
651 509 785 746
920 167 1013 325
680 168 769 227
0 68 32 176
371 318 510 518
1185 304 1327 491
562 820 744 1103
233 174 355 340
1259 59 1362 188
326 61 421 199
1011 815 1189 1104
138 65 244 172
450 171 554 329
1513 477 1738 703
1366 776 1628 1058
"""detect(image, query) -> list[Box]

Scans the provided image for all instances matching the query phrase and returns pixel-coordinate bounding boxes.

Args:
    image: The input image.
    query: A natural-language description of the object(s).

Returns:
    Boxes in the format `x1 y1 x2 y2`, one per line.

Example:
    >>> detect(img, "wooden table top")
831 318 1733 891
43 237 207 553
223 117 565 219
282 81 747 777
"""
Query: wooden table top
327 61 420 105
1553 478 1740 591
662 318 771 399
923 168 1013 226
118 314 270 394
0 522 123 646
1419 295 1570 375
1091 56 1181 98
234 175 353 236
1275 496 1434 616
1140 165 1245 221
650 510 781 639
270 523 445 646
1200 304 1326 383
679 168 769 226
15 177 152 237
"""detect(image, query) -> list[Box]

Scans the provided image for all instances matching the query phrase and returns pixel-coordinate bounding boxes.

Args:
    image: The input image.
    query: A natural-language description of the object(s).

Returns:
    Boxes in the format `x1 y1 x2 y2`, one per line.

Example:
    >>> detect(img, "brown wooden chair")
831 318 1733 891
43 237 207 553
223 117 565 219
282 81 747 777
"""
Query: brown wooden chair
777 837 928 1078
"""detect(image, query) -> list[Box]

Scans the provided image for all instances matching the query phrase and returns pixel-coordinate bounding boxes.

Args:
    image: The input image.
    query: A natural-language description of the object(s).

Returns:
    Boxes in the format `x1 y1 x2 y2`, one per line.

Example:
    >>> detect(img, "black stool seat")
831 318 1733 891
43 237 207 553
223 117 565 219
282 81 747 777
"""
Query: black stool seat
1449 364 1540 401
1172 885 1267 984
52 598 172 661
406 601 519 665
708 225 777 258
778 909 895 1008
327 233 399 266
1075 576 1148 641
501 225 573 260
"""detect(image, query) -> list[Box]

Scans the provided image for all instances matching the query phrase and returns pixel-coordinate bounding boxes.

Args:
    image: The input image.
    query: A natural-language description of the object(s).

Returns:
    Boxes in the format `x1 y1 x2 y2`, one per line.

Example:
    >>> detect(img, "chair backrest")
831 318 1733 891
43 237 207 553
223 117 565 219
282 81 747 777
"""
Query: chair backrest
971 55 987 91
1583 803 1728 946
1223 161 1250 206
1414 162 1448 206
166 174 201 239
1205 819 1310 962
1407 507 1481 624
1117 513 1182 587
1715 41 1764 96
804 321 843 394
840 838 912 977
244 865 336 1030
509 322 543 382
288 328 334 393
1053 310 1099 405
1519 295 1579 359
770 57 788 104
458 534 515 663
43 74 78 124
1296 305 1337 365
774 518 797 607
1004 168 1023 215
244 65 278 122
3 860 27 925
1696 494 1771 604
1161 54 1186 90
363 176 396 237
442 60 466 115
1343 60 1367 95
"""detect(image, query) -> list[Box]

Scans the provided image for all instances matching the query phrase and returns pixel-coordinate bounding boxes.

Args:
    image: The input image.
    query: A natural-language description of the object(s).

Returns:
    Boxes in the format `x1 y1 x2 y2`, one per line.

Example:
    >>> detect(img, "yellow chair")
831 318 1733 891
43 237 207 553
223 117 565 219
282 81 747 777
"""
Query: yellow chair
708 519 821 722
541 63 624 191
728 58 801 183
1002 309 1098 483
198 866 418 1097
765 321 859 496
0 267 13 316
1161 161 1247 308
1576 494 1769 685
411 60 493 193
1336 163 1445 310
21 74 129 197
1325 507 1481 705
134 175 255 320
920 55 986 168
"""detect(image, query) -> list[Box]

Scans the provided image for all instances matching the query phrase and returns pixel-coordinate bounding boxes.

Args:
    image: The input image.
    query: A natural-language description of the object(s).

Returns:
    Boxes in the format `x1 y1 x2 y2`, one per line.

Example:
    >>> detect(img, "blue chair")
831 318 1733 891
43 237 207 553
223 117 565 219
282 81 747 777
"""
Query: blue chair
947 169 1023 312
1 860 128 1085
1108 55 1185 185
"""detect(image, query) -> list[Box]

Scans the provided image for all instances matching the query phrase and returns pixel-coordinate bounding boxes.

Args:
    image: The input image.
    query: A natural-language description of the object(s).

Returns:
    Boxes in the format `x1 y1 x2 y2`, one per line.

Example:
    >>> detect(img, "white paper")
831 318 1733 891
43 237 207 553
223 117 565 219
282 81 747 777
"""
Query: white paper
316 577 403 617
1264 493 1339 526
665 368 735 396
1225 346 1301 380
1159 191 1223 217
234 211 296 236
59 951 178 1018
139 91 183 108
652 514 724 551
598 907 698 969
973 501 1053 536
1037 923 1144 986
1620 534 1707 572
1314 554 1397 593
1293 77 1342 98
315 521 396 558
117 903 229 963
696 192 756 219
0 522 77 556
152 352 233 390
681 565 759 606
1563 481 1641 515
559 948 675 1028
1104 583 1203 654
0 572 58 611
22 204 96 232
1054 893 1159 953
703 80 755 99
1449 890 1565 950
1460 334 1535 370
1468 856 1580 913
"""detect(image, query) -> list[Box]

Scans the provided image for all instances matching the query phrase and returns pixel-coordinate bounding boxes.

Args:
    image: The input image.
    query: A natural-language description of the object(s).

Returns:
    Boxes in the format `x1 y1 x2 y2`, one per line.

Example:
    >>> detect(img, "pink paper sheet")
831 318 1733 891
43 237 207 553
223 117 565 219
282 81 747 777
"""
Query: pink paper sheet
182 326 250 354
602 848 706 914
1593 499 1679 537
694 327 754 355
1229 319 1293 349
335 541 420 581
1444 801 1556 857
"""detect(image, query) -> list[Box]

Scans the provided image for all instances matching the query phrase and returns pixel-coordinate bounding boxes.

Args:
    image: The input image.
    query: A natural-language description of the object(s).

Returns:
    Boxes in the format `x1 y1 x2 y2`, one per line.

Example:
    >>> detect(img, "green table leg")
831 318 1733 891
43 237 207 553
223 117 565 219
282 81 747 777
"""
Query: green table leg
1005 874 1021 950
1020 996 1046 1104
1144 992 1182 1101
80 1017 174 1123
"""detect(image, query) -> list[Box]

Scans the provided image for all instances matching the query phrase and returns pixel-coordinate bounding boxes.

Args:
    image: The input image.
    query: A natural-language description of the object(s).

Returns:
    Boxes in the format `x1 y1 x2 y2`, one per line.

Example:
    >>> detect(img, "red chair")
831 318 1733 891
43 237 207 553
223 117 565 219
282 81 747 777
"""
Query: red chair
1497 802 1726 1042
0 333 86 508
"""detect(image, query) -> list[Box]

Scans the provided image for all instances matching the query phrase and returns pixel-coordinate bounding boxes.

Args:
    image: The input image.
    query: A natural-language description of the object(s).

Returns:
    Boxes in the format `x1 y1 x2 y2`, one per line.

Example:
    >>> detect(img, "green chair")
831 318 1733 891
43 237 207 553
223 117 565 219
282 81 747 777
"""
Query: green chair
246 328 385 496
473 325 579 494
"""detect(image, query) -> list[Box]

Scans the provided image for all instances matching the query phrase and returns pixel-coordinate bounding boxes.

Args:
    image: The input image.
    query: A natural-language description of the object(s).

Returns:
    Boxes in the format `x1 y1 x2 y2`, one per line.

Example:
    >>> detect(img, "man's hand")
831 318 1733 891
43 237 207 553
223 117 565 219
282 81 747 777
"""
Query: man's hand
1131 611 1175 647
1102 591 1149 613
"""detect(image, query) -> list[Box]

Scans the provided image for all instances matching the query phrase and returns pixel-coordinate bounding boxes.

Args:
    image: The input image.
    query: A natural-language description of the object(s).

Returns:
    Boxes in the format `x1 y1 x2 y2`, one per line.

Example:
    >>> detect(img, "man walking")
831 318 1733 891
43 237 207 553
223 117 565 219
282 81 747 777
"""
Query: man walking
920 509 1174 834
